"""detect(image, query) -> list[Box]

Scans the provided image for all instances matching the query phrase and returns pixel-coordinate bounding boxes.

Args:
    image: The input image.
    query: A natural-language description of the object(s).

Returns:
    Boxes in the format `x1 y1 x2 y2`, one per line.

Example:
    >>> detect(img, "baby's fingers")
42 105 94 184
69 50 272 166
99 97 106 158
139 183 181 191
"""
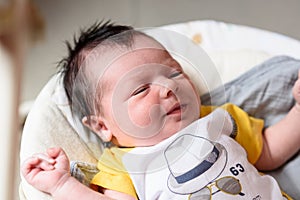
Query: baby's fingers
22 154 55 174
293 70 300 105
47 147 65 158
34 153 56 164
21 157 37 176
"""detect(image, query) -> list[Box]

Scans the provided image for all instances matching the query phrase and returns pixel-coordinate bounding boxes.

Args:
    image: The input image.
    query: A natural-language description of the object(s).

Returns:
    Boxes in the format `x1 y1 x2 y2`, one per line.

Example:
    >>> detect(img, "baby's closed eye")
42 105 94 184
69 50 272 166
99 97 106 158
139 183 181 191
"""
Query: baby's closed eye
132 84 150 96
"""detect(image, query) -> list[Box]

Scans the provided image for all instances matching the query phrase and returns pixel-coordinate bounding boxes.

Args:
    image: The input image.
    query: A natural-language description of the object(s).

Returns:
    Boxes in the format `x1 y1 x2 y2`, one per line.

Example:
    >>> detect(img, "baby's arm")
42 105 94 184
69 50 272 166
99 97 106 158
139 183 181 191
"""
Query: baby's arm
101 188 136 200
21 147 113 200
255 70 300 171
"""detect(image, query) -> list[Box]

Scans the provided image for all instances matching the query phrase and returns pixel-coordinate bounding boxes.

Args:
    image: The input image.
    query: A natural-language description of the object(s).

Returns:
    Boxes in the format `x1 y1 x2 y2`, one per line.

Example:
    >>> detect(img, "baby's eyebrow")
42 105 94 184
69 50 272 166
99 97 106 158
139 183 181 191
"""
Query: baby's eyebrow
164 57 182 68
119 70 149 85
131 67 151 77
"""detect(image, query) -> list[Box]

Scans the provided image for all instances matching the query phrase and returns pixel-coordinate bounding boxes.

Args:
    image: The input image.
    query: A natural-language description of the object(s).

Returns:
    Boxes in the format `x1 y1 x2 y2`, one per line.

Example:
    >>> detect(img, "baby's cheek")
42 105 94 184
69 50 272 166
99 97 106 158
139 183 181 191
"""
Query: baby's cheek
127 101 164 128
127 101 151 127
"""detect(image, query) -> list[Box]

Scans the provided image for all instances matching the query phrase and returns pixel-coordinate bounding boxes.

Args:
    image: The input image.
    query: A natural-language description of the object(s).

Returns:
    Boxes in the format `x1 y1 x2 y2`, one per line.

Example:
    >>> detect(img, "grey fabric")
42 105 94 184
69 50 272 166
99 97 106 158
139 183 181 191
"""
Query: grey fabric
70 161 99 187
201 56 300 199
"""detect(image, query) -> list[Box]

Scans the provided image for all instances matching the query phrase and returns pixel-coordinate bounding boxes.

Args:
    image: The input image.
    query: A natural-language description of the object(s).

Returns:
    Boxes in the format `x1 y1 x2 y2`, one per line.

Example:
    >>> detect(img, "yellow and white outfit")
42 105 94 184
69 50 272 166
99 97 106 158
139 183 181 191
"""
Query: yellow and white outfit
91 104 290 199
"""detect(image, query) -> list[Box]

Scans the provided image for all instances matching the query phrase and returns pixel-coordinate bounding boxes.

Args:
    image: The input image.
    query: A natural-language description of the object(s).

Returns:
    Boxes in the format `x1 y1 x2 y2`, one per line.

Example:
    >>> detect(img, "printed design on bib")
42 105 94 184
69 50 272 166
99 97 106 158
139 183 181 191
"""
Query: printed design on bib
164 134 245 199
188 176 245 200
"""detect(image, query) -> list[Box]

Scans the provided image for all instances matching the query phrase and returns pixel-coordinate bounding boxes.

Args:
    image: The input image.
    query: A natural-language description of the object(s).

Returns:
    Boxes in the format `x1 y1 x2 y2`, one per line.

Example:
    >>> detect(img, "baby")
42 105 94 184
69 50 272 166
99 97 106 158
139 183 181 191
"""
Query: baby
21 21 300 200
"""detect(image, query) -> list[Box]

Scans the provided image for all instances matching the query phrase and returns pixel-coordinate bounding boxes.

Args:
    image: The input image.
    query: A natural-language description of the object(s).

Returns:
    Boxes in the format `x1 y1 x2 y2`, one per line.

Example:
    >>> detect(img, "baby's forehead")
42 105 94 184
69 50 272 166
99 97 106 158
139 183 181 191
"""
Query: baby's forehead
86 34 165 64
132 34 166 49
86 37 167 69
100 48 176 79
83 34 176 85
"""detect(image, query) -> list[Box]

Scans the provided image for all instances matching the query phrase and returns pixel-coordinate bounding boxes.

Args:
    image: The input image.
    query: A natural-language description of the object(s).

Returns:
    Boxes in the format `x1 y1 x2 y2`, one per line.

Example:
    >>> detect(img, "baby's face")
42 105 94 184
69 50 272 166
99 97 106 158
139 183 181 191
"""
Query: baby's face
99 35 200 146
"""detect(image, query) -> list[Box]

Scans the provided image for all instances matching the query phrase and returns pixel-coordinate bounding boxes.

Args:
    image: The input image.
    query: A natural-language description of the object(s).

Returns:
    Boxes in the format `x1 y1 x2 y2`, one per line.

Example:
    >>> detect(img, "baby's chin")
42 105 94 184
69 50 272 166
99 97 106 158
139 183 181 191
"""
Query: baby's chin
113 116 198 147
113 132 175 147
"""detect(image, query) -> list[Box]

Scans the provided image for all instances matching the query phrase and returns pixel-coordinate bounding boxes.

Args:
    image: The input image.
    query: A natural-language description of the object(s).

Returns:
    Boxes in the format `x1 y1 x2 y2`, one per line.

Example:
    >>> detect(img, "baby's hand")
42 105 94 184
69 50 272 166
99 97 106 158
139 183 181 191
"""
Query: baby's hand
293 70 300 109
21 147 70 195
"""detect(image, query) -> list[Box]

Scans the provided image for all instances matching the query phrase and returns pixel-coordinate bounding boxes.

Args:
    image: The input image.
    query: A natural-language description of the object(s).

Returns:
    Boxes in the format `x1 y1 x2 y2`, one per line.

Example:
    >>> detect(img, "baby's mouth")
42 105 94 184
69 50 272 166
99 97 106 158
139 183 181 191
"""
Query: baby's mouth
166 103 185 115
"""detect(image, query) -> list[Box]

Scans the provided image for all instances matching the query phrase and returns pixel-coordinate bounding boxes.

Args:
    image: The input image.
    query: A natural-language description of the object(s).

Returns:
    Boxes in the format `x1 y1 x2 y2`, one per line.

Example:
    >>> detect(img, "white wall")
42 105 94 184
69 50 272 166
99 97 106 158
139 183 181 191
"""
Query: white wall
22 0 300 102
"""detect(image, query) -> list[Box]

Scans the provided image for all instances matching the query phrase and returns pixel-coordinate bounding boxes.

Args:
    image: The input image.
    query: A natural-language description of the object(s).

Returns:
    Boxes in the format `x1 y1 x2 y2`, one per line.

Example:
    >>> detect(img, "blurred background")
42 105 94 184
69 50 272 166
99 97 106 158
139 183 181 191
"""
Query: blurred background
23 0 300 104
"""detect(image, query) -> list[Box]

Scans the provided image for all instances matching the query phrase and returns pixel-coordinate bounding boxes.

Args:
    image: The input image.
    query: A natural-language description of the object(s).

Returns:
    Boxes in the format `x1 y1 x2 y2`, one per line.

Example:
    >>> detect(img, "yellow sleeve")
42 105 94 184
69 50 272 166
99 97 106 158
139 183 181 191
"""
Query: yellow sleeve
91 148 137 199
201 103 264 164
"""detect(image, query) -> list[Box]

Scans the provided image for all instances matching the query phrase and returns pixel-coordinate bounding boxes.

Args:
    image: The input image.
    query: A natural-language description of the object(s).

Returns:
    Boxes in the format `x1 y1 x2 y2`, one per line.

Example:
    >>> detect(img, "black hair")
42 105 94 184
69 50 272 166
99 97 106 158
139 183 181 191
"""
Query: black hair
58 20 137 119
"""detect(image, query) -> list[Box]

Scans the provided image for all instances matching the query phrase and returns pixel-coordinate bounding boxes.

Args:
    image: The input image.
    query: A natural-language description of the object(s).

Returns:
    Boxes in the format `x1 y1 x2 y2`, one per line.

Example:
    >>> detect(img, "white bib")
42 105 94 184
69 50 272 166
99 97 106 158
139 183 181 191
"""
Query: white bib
122 108 286 200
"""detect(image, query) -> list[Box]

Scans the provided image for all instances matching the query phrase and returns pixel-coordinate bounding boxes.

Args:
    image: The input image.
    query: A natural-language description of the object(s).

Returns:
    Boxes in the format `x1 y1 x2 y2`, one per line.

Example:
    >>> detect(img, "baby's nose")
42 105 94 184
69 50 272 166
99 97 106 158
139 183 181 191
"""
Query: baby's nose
159 79 178 98
160 86 173 98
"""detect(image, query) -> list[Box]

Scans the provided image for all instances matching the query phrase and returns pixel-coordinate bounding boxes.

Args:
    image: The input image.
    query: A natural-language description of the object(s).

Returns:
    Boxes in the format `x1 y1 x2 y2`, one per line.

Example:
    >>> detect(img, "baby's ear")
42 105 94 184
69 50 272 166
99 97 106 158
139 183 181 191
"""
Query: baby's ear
82 115 112 142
